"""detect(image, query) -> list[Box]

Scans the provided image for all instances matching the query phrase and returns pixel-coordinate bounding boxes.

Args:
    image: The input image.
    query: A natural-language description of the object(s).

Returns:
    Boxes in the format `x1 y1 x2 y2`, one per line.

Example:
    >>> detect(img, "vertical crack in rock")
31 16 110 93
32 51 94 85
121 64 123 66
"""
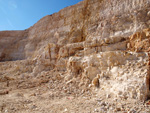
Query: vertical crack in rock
81 0 90 41
147 52 150 99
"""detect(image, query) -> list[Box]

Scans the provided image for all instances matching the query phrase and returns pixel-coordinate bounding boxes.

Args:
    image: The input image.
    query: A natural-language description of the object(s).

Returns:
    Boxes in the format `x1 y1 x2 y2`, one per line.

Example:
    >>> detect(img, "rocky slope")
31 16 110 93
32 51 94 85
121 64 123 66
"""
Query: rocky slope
0 0 150 112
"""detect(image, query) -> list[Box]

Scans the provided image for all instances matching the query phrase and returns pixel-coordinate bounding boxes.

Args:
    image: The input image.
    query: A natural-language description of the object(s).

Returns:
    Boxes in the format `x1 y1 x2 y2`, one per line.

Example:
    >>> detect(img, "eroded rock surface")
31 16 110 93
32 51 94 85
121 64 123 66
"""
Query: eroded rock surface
0 0 150 112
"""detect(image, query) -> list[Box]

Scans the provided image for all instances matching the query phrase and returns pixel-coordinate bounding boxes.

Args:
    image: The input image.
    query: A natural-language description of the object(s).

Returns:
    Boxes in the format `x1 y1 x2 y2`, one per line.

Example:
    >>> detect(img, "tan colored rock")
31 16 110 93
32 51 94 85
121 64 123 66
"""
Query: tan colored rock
92 74 100 87
128 29 150 52
0 0 150 102
84 66 100 80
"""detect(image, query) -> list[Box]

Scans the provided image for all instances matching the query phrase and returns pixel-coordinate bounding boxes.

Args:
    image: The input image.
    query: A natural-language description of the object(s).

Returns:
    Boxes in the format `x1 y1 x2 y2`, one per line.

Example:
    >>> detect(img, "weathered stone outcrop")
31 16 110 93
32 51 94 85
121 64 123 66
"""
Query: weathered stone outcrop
0 0 150 101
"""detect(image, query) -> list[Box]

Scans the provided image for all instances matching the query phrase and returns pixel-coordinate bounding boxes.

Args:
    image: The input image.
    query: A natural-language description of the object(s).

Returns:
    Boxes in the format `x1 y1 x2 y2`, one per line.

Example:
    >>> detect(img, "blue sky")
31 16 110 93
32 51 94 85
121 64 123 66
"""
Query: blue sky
0 0 82 31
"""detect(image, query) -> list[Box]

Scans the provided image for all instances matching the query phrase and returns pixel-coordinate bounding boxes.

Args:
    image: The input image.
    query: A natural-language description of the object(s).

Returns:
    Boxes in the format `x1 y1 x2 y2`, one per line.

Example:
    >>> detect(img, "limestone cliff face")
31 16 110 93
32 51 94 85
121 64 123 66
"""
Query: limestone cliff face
0 0 150 101
0 30 28 61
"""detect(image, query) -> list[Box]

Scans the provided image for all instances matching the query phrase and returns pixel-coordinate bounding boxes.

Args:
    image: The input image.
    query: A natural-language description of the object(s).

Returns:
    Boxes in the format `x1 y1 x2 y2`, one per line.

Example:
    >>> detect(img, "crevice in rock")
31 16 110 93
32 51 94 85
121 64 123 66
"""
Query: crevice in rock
148 52 150 91
0 53 6 62
146 52 150 100
80 0 90 42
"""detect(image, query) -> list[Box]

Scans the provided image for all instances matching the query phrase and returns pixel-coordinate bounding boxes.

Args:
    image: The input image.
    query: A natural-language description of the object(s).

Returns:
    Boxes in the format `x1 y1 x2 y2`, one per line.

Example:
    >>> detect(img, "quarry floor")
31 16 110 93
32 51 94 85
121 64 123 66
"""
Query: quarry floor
0 84 150 113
